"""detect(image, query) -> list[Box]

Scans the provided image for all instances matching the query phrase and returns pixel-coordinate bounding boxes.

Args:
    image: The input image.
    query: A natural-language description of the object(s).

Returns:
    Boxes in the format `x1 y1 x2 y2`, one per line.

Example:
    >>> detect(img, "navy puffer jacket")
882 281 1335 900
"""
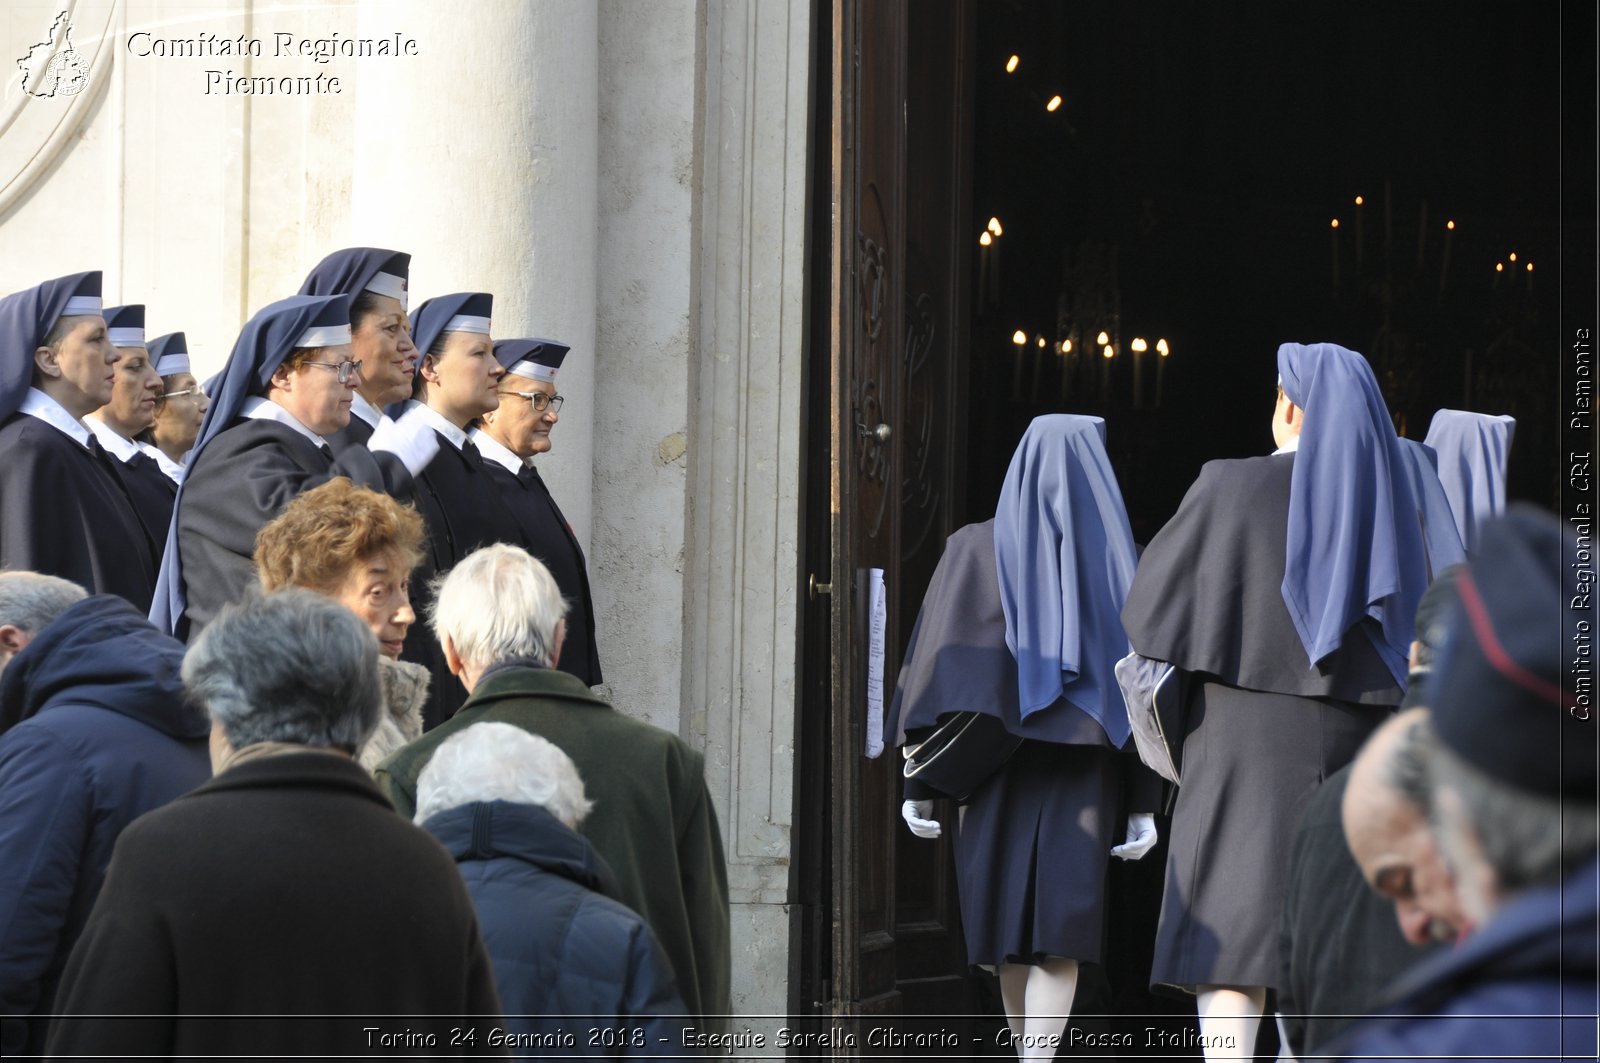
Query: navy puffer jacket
0 595 211 1056
423 800 695 1058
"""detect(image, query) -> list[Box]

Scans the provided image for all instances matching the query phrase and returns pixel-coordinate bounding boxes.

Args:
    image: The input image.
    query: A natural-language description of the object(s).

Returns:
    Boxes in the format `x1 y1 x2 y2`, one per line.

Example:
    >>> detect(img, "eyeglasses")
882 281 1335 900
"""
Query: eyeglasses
303 359 364 385
506 390 564 413
157 386 205 401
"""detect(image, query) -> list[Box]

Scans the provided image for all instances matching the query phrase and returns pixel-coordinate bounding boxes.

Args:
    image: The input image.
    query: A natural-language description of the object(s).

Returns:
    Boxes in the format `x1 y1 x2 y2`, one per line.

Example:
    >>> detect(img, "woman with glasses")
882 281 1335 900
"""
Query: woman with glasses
392 292 523 728
140 333 210 481
468 339 602 686
152 293 437 641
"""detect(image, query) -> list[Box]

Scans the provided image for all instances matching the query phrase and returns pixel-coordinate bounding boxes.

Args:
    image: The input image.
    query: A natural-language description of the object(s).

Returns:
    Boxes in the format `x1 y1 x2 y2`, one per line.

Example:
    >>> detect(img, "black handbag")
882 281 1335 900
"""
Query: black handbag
902 711 1023 801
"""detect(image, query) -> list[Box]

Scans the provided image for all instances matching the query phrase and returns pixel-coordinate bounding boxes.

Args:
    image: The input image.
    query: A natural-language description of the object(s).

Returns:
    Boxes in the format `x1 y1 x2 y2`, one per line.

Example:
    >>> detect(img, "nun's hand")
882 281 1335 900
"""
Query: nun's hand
901 799 942 839
1111 812 1158 860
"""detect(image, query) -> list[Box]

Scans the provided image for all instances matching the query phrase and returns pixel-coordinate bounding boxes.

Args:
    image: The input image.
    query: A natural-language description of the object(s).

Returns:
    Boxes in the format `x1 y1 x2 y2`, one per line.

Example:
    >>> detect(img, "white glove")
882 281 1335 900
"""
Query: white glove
901 799 942 839
1110 812 1157 860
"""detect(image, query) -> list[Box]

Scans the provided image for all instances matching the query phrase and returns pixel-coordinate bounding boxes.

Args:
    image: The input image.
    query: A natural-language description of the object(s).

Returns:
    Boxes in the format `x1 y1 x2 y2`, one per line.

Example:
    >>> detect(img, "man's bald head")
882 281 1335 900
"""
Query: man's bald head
1343 708 1467 945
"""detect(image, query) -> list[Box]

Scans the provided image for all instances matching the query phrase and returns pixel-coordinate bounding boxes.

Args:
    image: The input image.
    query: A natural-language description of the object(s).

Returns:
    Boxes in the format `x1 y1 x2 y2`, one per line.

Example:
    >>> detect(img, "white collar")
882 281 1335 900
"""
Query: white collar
397 400 469 451
242 396 330 450
350 392 387 430
140 442 186 483
1272 435 1301 456
467 427 526 475
85 416 144 462
18 389 91 448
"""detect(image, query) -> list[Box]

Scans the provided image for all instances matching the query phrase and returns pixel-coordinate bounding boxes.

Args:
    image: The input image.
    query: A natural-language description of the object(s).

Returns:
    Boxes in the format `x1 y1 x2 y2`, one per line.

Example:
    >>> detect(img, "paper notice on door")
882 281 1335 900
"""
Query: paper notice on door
865 567 887 758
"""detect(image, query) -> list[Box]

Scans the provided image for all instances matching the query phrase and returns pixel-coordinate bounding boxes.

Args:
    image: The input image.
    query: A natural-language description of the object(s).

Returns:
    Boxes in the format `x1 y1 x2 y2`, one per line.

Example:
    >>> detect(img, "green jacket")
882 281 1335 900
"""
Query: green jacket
376 667 731 1027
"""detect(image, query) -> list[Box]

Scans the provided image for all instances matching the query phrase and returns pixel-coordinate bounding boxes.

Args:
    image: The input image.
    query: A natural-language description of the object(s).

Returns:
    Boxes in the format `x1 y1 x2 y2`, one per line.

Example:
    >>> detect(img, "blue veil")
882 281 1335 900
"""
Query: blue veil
149 294 350 633
0 271 102 420
993 414 1139 747
1278 342 1426 685
1423 409 1516 553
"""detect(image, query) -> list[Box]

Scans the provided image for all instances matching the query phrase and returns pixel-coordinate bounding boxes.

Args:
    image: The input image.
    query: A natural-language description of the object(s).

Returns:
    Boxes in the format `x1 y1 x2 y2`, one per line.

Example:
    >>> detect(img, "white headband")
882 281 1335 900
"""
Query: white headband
293 323 353 348
364 271 409 310
155 353 191 376
507 360 556 382
108 328 146 347
61 295 102 316
443 314 491 335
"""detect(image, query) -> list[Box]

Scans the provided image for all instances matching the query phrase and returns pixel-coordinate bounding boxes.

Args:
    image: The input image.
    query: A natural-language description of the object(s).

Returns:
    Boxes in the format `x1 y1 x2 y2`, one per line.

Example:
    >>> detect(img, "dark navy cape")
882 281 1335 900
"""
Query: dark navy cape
1121 453 1401 704
326 414 376 451
483 460 602 687
403 434 525 729
0 415 157 611
108 450 177 557
174 418 414 637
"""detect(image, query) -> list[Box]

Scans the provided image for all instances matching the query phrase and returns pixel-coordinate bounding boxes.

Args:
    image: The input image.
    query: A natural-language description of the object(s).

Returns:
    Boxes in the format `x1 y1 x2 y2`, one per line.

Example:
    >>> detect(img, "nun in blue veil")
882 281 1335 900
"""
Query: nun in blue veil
1122 342 1416 1054
1423 409 1516 553
1395 437 1467 580
887 414 1161 1046
152 294 430 639
0 272 158 608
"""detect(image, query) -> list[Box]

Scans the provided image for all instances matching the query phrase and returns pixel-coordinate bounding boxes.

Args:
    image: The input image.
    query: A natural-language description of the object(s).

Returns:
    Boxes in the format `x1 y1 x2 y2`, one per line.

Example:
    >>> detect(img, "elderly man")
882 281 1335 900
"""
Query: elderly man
46 589 502 1058
416 722 688 1054
0 573 210 1057
1332 507 1598 1061
377 544 731 1030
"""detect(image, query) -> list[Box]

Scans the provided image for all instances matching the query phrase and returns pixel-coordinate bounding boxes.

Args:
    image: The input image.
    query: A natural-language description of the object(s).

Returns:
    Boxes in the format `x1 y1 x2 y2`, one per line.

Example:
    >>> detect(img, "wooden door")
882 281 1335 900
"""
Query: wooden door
796 0 976 1042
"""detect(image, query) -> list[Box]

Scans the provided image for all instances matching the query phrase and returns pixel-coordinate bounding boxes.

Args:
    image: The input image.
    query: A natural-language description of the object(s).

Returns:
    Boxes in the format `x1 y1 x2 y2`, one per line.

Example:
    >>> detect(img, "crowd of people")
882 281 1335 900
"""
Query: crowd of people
0 256 727 1058
0 255 1589 1062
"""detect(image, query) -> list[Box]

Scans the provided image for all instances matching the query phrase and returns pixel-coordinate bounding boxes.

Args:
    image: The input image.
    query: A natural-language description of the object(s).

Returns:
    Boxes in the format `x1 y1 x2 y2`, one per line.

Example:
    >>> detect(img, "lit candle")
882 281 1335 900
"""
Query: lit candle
1526 261 1534 296
1355 195 1365 274
1012 329 1027 398
978 231 991 313
1331 218 1341 290
1131 337 1148 408
1032 334 1047 398
1059 339 1073 400
1439 220 1455 294
1100 344 1113 404
1155 339 1169 407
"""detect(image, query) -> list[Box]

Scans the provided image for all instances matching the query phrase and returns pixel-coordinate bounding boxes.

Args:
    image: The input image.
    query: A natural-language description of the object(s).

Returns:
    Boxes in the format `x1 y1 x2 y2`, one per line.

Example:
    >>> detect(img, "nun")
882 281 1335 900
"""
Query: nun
298 247 418 449
141 332 208 482
0 272 157 609
887 415 1161 1058
468 338 603 687
1423 409 1517 553
393 292 523 727
84 304 178 552
153 293 437 640
1121 343 1421 1057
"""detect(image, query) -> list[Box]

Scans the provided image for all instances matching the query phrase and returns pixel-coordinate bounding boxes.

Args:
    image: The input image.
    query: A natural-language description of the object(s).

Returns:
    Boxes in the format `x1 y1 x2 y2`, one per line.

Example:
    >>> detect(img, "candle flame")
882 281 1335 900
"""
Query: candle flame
1131 337 1148 353
988 217 1003 236
1495 263 1504 273
1355 195 1364 206
979 231 992 247
1061 340 1073 354
1446 220 1456 230
1006 54 1019 73
1046 95 1062 112
1102 345 1114 360
1331 218 1340 229
1156 338 1170 356
1095 330 1110 346
1509 252 1518 262
1012 330 1028 345
1037 335 1047 348
1527 262 1534 272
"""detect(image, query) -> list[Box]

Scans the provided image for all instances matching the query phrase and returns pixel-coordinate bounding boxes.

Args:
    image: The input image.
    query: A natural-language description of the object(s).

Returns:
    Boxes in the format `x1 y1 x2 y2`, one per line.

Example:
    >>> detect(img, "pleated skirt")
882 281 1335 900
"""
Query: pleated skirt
953 739 1122 967
1150 681 1387 991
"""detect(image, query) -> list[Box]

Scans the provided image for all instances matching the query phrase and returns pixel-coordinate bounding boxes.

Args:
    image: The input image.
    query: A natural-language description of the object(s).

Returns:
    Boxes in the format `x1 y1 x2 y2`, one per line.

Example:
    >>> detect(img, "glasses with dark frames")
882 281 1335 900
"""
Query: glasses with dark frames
302 359 364 385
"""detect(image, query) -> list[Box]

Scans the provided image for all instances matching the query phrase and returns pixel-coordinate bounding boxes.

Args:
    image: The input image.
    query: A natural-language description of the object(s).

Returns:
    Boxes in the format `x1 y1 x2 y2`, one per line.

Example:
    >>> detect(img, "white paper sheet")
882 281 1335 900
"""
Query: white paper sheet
865 567 887 758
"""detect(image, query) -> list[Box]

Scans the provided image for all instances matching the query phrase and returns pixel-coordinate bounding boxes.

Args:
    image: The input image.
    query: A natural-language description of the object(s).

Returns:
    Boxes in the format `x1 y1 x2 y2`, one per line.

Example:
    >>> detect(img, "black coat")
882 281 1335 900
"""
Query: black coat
424 801 689 1055
0 596 210 1058
0 414 157 610
483 461 603 686
109 449 178 556
46 752 505 1058
174 418 414 635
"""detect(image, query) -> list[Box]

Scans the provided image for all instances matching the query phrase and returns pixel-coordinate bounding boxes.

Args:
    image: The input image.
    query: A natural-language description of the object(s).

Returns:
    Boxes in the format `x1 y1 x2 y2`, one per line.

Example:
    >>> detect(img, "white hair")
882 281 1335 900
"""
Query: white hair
429 543 568 672
183 588 382 753
413 722 594 829
0 572 87 635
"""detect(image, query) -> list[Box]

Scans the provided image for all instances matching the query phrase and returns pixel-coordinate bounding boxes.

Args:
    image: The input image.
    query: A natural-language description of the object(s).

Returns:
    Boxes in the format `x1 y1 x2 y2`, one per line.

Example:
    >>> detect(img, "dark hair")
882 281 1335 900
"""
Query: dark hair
349 290 385 330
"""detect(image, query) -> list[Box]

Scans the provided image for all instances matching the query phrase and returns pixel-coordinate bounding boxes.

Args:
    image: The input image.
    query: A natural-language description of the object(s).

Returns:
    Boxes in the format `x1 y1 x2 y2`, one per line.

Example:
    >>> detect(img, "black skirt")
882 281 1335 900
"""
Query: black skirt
953 739 1123 967
1150 681 1387 991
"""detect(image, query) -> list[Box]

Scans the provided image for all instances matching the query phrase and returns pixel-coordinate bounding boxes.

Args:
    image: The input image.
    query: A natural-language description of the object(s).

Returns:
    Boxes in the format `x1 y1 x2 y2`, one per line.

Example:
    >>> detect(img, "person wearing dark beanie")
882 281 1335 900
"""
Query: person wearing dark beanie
1328 505 1598 1062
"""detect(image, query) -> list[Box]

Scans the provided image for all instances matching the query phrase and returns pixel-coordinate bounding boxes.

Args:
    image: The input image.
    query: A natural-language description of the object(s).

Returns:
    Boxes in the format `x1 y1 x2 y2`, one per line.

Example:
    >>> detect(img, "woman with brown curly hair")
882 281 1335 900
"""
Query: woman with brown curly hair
254 477 431 769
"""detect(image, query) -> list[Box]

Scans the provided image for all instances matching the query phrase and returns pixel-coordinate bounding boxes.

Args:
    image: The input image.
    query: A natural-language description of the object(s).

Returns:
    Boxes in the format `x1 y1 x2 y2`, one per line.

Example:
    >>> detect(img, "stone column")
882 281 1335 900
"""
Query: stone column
350 0 599 545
